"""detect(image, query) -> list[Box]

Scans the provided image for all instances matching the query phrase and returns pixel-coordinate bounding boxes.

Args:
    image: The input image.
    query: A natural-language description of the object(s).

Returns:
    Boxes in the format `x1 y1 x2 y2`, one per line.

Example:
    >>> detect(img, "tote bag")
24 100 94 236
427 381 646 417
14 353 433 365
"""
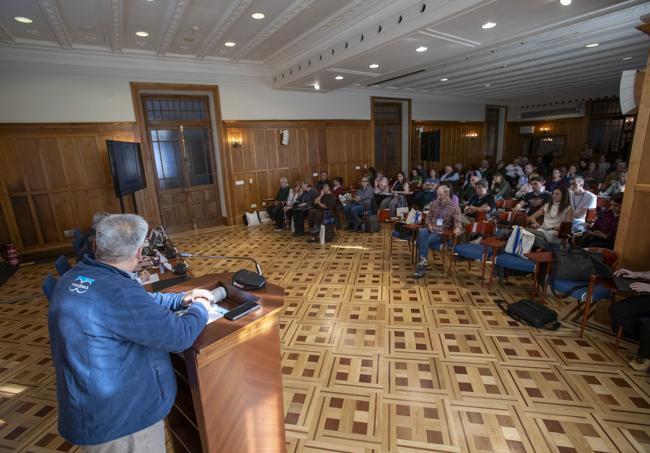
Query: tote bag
504 226 534 257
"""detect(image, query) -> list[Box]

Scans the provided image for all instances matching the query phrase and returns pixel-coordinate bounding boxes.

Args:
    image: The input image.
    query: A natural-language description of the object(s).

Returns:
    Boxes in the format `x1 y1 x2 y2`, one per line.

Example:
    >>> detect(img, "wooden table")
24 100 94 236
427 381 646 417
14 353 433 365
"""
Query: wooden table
480 237 505 288
524 251 554 304
159 273 286 453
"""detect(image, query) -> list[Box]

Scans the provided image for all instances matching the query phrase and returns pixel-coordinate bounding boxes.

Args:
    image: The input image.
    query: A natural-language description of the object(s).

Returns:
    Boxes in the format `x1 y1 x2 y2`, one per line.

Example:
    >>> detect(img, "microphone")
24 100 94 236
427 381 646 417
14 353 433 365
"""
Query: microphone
177 251 266 290
178 252 262 275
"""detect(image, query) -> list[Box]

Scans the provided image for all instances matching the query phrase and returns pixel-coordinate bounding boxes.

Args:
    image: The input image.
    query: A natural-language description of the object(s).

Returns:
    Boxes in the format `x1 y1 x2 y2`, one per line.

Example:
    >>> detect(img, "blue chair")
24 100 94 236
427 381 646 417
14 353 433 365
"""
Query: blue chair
55 255 72 276
449 222 496 284
42 273 57 301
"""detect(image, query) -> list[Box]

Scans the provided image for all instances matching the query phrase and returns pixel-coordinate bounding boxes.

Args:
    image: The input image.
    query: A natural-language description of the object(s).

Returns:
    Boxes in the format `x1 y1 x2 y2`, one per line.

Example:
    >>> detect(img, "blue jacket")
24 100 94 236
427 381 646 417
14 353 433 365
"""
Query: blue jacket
48 256 208 445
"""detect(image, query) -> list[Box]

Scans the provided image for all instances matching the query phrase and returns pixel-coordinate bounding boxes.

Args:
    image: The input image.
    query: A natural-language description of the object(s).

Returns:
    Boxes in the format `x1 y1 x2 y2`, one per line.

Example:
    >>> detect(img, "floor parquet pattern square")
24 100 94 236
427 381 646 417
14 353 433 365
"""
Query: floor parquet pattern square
1 224 649 452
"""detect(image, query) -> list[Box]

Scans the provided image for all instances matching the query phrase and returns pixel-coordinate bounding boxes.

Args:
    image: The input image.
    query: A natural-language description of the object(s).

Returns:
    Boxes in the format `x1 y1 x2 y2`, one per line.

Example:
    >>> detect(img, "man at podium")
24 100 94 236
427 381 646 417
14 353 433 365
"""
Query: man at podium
48 214 214 452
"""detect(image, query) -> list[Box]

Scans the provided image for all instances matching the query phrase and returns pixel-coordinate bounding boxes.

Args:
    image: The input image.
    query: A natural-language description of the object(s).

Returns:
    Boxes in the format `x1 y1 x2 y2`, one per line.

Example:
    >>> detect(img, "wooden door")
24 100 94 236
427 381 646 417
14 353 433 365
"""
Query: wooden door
374 102 401 176
149 126 220 231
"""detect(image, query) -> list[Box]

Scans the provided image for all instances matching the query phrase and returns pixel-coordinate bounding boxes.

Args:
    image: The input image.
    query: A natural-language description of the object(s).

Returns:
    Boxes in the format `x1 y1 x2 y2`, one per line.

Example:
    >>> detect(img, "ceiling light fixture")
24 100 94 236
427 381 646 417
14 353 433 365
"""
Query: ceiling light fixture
314 83 320 90
481 21 496 30
251 12 265 19
484 83 491 87
369 63 379 69
560 0 572 5
335 75 344 80
440 78 448 82
622 56 632 60
14 16 33 24
585 43 599 48
135 31 149 37
416 46 428 52
224 41 236 47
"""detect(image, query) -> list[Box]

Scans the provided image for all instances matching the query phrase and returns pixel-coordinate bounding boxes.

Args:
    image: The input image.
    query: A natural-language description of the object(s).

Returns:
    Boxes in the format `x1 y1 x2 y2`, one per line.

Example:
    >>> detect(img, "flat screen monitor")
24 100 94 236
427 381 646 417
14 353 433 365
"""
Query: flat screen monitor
106 140 146 197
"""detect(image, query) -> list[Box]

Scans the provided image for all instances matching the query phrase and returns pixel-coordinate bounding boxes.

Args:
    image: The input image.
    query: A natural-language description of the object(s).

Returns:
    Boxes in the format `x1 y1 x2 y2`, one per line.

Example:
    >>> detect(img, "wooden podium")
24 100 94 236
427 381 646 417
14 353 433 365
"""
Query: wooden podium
161 273 286 453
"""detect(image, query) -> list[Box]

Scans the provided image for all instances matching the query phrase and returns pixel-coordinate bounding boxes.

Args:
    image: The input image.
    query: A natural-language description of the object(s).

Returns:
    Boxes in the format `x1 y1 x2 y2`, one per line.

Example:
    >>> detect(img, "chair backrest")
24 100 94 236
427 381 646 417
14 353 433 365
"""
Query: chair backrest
585 208 598 223
596 197 610 209
466 221 495 237
557 221 573 239
584 247 618 268
476 211 487 222
55 255 72 276
503 199 518 210
42 273 57 301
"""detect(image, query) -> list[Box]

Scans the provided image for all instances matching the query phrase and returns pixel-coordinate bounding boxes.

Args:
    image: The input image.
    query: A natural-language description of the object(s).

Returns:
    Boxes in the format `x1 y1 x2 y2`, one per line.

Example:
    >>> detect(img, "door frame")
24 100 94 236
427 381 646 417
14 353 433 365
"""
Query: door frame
370 96 412 174
130 82 230 227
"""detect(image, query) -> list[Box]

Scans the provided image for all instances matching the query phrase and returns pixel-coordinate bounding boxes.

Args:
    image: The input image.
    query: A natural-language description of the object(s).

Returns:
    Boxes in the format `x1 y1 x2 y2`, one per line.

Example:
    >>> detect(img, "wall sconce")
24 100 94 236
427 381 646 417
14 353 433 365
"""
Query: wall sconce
541 137 554 143
624 116 635 124
230 136 242 147
465 132 478 138
539 126 551 133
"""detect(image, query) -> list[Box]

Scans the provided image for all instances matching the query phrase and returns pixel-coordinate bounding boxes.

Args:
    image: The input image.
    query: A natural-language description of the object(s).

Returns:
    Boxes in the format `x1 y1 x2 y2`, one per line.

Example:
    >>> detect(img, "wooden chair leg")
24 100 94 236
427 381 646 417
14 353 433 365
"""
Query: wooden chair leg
489 256 496 288
615 325 623 351
481 255 487 287
580 279 595 338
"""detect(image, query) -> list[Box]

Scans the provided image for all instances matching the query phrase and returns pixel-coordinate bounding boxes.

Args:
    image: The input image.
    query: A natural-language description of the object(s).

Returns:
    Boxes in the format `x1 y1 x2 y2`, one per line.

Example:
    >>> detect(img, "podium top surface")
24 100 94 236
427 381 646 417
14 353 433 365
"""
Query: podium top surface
158 272 285 354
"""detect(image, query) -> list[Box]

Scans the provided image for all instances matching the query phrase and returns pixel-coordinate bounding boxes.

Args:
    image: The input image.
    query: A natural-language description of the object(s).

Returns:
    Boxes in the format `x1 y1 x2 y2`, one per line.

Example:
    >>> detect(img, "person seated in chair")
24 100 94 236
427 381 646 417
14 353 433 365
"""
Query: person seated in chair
525 186 573 250
291 180 318 236
461 180 495 225
490 172 512 200
459 174 480 204
513 176 550 216
307 183 337 243
414 182 437 210
332 177 345 197
545 168 568 192
416 185 462 269
610 269 650 371
439 165 459 184
273 181 301 231
580 192 622 249
378 172 410 217
343 176 374 231
316 171 331 191
569 175 597 233
267 177 290 230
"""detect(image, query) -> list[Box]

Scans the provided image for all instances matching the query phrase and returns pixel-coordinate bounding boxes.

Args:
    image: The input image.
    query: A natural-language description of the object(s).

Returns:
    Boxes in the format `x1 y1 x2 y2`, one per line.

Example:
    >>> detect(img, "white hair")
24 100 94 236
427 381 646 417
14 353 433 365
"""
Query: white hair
95 214 148 262
91 211 111 230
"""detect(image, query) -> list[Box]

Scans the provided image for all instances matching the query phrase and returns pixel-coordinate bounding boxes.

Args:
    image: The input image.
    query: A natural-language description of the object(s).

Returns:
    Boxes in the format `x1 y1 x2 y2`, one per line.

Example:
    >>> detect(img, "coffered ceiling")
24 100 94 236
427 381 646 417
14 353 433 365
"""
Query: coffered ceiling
1 0 649 101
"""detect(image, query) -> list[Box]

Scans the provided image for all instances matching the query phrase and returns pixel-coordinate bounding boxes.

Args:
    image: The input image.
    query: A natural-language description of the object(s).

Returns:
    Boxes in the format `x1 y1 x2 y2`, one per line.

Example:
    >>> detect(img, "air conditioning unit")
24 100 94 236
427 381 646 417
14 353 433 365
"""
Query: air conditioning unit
516 103 585 121
519 126 535 134
620 69 644 115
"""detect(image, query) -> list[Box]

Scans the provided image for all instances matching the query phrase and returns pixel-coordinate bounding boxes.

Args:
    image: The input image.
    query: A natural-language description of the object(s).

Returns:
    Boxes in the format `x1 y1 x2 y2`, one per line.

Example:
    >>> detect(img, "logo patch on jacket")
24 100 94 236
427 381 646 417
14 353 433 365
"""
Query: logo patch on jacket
69 275 95 294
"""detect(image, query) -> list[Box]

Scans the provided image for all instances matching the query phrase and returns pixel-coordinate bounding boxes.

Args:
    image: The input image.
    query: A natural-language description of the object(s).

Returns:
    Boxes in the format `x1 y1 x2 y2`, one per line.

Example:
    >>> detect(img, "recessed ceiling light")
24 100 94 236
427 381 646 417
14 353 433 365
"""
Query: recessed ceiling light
484 83 491 87
440 78 448 82
585 43 599 48
622 56 632 60
314 83 320 90
14 16 33 24
191 25 199 31
335 75 344 80
560 0 572 5
369 63 379 69
481 22 496 30
251 12 265 19
416 46 428 52
224 41 236 47
135 31 149 37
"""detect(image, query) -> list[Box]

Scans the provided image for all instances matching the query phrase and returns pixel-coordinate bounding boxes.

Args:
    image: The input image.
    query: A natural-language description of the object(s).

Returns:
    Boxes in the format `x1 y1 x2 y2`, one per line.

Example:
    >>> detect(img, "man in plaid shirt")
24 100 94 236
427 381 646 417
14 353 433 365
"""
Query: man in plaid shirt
417 185 462 268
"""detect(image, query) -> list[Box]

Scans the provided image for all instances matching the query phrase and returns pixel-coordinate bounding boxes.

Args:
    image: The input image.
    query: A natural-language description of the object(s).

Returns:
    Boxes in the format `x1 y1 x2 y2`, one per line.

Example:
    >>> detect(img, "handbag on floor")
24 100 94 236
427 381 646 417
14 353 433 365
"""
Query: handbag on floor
496 299 560 330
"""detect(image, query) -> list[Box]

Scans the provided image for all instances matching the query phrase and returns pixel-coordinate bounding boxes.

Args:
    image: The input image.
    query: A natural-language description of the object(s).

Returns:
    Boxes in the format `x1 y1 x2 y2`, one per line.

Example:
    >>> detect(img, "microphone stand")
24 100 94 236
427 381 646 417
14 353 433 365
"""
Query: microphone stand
177 252 263 275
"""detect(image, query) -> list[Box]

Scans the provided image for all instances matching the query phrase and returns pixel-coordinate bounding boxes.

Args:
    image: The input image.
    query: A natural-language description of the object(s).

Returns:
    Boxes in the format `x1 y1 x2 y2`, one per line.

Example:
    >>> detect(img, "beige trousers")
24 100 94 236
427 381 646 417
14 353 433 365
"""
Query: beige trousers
81 420 165 453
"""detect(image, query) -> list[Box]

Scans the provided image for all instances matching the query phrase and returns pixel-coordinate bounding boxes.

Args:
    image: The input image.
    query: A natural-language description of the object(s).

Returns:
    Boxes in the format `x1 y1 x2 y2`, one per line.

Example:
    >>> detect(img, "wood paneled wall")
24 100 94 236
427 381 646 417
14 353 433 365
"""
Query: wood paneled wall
222 120 371 222
504 117 588 165
0 123 158 253
616 50 650 269
410 121 486 170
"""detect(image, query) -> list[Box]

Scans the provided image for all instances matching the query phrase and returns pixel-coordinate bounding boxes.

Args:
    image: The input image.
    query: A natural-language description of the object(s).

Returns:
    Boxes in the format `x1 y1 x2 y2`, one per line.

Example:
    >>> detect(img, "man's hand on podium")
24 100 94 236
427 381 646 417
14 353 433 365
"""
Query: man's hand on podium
182 289 215 311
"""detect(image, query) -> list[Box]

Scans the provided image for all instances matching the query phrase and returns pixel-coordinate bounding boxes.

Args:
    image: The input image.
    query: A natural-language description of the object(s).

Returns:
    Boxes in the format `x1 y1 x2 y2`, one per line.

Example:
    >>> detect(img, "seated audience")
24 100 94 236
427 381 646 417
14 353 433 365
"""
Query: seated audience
478 160 492 183
580 192 622 249
291 181 318 236
343 176 374 231
505 158 524 186
49 214 212 451
583 161 600 186
545 168 568 192
580 142 594 160
414 182 437 210
440 165 459 184
517 163 535 189
565 165 578 183
316 171 331 191
526 186 573 249
609 269 650 371
79 211 111 259
514 176 550 215
604 161 627 186
461 180 495 224
267 177 290 229
410 168 423 186
379 172 410 216
490 173 513 199
578 159 588 174
425 168 440 188
597 155 611 178
374 175 391 207
416 185 462 267
569 176 597 232
307 183 337 243
273 181 301 231
459 174 480 203
534 156 547 178
332 177 345 197
600 172 626 197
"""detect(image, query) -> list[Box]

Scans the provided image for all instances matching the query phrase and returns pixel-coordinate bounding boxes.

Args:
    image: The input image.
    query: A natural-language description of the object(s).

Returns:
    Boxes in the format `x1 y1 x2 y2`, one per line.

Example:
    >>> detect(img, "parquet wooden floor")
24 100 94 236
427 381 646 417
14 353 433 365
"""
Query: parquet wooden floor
1 224 649 452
